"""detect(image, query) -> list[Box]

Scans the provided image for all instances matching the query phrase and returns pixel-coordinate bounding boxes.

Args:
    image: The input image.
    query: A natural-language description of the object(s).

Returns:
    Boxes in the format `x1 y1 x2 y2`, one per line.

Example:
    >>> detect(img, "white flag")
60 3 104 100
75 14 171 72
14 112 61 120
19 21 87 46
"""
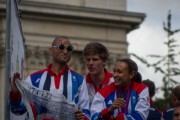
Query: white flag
10 0 25 79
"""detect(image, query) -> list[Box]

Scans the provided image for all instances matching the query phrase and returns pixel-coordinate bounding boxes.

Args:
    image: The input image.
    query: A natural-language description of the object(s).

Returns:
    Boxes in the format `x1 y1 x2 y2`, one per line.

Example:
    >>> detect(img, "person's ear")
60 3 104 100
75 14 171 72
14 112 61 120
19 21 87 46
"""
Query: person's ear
49 47 52 55
103 60 107 67
129 71 135 79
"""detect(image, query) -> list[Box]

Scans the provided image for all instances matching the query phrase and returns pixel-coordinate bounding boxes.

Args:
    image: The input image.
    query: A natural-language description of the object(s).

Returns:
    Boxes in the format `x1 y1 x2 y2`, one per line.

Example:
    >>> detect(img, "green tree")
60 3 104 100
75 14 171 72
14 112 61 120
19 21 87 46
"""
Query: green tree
130 11 180 108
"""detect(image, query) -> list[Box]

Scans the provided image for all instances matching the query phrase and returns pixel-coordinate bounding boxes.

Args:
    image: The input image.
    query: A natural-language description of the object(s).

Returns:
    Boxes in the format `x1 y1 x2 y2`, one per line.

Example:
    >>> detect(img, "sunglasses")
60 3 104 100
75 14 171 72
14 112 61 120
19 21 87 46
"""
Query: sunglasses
52 44 73 52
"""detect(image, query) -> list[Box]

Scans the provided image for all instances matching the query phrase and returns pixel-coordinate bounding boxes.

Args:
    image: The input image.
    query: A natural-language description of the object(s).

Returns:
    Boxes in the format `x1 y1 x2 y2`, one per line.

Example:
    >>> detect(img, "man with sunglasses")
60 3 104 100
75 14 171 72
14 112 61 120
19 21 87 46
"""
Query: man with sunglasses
10 36 90 120
83 42 114 106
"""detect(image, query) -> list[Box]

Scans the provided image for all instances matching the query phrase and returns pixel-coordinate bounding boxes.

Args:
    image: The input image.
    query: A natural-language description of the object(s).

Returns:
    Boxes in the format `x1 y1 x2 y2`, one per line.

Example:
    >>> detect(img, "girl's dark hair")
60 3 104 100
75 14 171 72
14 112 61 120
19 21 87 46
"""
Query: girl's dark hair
142 79 155 97
134 72 142 83
117 58 141 83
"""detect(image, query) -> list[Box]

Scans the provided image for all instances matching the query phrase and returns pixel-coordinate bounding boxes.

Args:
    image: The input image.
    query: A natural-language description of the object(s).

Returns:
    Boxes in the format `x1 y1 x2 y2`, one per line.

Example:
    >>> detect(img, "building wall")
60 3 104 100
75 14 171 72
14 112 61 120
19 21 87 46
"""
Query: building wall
24 0 126 11
0 0 145 119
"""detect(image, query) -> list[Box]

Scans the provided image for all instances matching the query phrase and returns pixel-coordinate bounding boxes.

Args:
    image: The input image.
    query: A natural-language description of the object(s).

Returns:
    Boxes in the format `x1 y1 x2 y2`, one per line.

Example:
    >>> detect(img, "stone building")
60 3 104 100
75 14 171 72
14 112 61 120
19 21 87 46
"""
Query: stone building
0 0 145 119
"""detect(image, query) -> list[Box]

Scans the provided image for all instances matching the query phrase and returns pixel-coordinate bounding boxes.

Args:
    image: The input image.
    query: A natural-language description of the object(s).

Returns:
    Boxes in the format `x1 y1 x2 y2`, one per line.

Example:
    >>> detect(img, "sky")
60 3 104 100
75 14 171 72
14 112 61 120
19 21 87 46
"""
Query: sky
127 0 180 98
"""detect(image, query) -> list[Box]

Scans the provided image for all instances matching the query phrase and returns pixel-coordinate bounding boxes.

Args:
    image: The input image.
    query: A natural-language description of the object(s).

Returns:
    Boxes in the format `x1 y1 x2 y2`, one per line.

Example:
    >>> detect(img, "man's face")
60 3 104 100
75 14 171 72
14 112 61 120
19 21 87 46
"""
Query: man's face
50 38 72 64
84 54 106 76
174 106 180 120
113 61 134 87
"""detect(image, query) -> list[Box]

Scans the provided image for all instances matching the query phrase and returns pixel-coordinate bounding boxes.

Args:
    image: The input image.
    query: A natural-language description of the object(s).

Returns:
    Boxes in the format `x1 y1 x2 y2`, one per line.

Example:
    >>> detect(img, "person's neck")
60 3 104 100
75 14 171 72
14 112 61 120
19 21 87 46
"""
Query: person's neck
91 70 105 86
51 62 67 75
119 81 131 90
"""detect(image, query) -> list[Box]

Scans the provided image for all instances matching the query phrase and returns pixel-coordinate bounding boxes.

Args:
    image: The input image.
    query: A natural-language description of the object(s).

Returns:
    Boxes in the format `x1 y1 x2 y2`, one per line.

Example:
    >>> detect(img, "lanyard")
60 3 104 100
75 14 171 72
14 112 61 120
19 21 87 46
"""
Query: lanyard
116 87 131 114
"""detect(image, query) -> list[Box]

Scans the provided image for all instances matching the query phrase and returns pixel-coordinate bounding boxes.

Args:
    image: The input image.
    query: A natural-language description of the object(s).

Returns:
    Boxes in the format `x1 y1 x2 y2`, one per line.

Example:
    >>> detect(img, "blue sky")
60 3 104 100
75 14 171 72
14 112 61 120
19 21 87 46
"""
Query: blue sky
127 0 180 98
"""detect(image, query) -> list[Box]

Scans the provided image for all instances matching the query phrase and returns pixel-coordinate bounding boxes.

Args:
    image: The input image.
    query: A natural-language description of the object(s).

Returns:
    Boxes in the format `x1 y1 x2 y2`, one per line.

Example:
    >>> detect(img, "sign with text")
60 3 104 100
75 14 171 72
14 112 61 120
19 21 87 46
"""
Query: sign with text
16 80 76 120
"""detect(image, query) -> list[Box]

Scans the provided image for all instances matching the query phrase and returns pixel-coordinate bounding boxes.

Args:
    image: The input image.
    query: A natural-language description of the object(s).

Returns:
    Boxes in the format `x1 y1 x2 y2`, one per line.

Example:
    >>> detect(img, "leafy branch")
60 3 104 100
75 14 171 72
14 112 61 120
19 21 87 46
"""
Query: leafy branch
130 10 180 108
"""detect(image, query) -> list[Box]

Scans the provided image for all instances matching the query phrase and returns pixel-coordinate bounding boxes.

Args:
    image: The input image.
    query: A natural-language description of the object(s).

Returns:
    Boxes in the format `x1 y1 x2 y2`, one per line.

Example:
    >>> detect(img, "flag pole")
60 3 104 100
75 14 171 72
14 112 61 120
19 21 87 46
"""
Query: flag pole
5 0 11 119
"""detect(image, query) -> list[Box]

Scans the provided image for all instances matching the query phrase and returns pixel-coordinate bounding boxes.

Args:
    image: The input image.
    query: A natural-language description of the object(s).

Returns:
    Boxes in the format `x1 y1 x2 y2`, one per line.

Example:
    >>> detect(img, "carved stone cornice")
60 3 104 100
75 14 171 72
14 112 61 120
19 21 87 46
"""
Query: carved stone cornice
0 0 145 31
19 1 145 31
25 46 86 74
25 46 51 68
68 51 86 75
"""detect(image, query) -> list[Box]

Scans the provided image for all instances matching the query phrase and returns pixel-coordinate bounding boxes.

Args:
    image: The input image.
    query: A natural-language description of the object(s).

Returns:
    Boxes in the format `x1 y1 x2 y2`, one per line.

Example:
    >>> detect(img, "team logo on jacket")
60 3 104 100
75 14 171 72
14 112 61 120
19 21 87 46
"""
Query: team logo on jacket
73 76 76 81
35 78 40 83
132 96 136 103
108 100 113 105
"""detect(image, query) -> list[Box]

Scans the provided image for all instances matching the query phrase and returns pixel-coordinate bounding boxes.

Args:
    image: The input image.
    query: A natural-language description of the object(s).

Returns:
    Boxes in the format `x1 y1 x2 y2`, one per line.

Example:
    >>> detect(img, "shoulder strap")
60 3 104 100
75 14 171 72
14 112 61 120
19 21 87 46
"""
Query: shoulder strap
63 70 68 98
43 73 51 91
41 73 51 113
